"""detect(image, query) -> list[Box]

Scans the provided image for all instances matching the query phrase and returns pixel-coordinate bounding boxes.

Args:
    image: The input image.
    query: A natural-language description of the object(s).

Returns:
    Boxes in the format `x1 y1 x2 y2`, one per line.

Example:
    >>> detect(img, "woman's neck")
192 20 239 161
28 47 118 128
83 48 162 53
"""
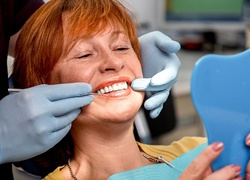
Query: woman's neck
62 121 152 180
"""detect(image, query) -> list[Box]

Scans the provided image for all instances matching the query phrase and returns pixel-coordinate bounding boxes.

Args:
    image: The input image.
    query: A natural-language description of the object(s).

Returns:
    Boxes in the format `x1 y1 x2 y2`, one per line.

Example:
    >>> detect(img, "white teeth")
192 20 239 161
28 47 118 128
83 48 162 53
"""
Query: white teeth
104 86 109 93
112 84 118 91
118 83 123 89
100 89 105 94
97 82 128 94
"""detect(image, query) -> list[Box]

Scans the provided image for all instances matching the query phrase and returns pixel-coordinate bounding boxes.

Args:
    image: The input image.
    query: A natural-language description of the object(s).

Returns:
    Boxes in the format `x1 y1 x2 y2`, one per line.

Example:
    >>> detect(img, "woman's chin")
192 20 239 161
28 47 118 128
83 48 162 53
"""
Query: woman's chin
80 91 144 123
103 102 140 121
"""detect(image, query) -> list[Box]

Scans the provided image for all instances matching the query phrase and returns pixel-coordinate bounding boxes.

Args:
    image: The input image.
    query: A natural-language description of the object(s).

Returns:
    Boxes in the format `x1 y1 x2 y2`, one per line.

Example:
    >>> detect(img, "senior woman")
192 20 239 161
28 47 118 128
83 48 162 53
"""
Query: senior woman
12 0 250 179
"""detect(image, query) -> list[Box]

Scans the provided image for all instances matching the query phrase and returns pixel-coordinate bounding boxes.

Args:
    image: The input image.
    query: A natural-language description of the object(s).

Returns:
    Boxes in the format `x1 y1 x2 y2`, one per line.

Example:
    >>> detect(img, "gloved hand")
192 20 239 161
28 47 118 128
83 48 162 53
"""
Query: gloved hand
132 31 181 118
0 83 93 164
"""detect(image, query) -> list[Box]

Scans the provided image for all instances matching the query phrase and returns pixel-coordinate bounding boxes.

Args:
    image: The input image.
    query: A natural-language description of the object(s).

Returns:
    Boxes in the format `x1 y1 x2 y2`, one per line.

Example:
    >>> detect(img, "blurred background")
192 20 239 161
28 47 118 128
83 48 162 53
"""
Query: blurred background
7 0 250 145
123 0 250 145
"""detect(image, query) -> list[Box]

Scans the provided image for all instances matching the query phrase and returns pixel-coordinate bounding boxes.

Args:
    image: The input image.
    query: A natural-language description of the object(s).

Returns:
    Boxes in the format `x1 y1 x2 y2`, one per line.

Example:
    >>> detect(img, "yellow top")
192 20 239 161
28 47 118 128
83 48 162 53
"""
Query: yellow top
43 136 207 180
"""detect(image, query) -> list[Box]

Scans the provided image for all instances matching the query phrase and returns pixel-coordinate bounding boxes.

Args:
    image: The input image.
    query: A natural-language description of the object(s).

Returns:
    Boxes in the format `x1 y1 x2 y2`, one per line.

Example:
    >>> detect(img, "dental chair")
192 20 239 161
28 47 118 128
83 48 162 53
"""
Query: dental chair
190 49 250 178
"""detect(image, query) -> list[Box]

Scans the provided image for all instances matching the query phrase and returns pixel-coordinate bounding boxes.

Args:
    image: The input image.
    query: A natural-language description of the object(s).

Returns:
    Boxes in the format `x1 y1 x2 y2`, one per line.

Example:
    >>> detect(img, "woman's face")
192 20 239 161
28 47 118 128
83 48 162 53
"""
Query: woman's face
50 25 144 123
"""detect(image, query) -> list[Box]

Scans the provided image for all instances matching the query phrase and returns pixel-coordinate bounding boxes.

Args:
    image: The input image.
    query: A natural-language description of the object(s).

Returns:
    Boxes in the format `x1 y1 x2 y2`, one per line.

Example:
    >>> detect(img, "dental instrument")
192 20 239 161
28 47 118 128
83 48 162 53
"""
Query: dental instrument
8 88 99 95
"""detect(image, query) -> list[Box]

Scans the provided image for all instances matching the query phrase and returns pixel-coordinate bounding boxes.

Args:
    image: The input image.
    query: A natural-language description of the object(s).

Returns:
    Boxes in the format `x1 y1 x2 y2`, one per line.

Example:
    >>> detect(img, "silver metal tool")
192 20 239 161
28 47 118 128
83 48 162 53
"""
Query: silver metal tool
8 88 99 95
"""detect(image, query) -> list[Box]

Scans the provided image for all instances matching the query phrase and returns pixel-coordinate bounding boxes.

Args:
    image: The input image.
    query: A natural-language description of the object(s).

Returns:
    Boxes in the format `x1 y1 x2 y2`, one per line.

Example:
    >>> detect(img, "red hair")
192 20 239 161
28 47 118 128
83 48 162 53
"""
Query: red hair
13 0 141 88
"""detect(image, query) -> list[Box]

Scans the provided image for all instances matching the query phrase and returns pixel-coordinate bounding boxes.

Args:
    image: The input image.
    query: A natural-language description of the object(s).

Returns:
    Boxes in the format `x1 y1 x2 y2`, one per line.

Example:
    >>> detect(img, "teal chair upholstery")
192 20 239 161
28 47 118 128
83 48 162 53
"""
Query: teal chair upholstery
191 49 250 178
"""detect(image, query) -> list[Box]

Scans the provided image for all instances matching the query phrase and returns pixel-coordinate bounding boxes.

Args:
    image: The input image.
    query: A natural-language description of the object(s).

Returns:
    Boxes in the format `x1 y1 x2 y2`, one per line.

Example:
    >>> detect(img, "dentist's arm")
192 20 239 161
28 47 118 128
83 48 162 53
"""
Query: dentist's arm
0 83 93 164
132 31 181 118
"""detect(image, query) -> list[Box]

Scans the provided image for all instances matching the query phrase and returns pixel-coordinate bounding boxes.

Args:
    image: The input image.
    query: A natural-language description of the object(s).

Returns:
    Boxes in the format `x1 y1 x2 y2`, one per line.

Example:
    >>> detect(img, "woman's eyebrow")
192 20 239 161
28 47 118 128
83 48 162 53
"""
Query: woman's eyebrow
109 31 130 44
110 30 126 38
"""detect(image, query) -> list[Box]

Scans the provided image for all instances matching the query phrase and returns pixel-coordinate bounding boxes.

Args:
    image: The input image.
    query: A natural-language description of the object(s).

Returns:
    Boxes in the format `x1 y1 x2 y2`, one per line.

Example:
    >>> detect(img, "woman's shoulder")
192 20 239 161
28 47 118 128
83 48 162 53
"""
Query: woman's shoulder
42 166 66 180
138 136 207 162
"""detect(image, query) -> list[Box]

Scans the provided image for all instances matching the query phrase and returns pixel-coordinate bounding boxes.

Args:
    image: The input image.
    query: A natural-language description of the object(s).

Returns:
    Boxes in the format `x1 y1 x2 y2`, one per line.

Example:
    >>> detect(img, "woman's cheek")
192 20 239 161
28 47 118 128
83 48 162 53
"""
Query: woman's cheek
135 65 143 78
127 61 142 78
51 65 92 84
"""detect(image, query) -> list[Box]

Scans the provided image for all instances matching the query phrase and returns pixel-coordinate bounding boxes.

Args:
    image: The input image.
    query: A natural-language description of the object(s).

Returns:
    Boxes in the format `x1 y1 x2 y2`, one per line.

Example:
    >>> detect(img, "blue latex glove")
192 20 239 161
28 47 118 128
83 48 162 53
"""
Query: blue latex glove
0 83 93 164
132 31 181 118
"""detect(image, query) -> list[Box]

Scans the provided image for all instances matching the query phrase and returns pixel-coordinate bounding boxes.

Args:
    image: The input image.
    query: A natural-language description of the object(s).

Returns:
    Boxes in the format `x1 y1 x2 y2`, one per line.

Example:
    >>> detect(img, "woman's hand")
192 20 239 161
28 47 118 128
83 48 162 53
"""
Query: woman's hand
179 142 242 180
180 134 250 179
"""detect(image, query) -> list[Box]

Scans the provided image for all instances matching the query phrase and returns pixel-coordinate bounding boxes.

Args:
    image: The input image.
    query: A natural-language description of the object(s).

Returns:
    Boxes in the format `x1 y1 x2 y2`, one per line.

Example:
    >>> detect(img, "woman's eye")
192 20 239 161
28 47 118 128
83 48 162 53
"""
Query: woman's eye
77 54 91 59
115 47 129 51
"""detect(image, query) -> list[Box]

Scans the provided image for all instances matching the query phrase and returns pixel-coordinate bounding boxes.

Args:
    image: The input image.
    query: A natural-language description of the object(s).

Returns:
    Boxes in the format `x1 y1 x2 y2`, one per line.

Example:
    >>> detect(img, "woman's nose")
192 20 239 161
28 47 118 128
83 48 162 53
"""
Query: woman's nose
99 51 124 73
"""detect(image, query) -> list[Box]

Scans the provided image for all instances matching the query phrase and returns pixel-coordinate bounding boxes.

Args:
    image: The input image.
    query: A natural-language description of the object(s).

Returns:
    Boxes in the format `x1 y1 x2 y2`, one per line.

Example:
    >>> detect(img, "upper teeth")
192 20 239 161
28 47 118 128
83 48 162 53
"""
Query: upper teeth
97 82 128 94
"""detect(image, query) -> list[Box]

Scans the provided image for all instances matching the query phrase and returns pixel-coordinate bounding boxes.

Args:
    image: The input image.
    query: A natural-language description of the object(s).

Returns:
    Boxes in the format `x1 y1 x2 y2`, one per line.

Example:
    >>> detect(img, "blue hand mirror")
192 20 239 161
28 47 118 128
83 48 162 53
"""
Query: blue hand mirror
191 49 250 177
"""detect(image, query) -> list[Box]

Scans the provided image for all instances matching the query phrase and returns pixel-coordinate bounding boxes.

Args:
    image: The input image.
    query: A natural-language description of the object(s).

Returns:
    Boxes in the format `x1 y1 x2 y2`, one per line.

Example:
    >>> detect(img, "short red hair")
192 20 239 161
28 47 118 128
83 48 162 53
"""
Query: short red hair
13 0 141 88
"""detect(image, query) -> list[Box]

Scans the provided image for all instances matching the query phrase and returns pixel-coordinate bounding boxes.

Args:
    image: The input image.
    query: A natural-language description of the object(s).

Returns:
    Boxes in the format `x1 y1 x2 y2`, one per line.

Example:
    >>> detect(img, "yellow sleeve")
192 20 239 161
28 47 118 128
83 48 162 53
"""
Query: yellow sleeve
42 166 66 180
43 137 207 179
138 136 207 162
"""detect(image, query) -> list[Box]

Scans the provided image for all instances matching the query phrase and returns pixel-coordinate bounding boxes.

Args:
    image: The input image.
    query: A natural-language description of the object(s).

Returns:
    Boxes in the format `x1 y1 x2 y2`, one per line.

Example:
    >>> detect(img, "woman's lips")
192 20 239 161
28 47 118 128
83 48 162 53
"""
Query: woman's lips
94 77 132 97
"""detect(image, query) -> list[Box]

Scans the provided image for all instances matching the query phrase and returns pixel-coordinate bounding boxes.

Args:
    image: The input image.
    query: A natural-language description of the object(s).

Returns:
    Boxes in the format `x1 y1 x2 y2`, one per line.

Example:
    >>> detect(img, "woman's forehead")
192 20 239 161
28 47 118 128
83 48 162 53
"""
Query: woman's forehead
60 15 129 58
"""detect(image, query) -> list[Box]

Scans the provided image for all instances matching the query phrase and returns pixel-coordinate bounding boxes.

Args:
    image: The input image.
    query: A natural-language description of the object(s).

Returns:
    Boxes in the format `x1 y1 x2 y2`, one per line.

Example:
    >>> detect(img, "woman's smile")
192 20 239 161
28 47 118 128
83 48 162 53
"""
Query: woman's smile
94 77 132 98
96 82 128 94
